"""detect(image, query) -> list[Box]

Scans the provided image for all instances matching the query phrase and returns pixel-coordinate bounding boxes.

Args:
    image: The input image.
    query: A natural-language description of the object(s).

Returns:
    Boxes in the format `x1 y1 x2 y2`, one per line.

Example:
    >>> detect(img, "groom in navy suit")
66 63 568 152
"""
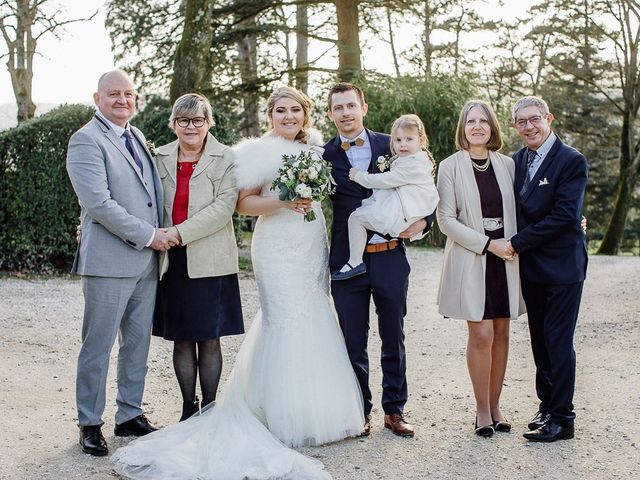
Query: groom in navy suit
507 96 588 442
323 82 431 437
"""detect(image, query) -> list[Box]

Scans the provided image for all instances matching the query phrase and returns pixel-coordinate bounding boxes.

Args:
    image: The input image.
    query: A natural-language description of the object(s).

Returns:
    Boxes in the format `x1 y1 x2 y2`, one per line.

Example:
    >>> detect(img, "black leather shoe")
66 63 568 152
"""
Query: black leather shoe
528 411 550 430
114 414 158 437
79 425 108 456
523 422 574 442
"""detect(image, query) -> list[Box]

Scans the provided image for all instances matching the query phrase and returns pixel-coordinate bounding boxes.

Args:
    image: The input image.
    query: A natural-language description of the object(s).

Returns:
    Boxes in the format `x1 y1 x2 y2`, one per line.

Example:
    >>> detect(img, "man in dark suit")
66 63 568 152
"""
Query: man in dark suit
67 70 178 456
507 96 588 442
323 82 432 437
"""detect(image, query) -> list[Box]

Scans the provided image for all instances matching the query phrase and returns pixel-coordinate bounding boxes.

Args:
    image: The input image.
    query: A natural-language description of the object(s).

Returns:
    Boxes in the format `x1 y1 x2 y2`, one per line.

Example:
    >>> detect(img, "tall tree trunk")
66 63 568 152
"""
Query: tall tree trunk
334 0 361 82
386 6 400 77
598 109 640 254
236 13 260 137
2 0 37 122
169 0 215 103
295 3 309 93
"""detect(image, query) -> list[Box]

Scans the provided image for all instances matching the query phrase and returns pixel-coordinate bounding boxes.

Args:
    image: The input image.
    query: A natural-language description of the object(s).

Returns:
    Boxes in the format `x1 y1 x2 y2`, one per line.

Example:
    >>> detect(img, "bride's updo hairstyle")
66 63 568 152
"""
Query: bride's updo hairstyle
266 86 313 143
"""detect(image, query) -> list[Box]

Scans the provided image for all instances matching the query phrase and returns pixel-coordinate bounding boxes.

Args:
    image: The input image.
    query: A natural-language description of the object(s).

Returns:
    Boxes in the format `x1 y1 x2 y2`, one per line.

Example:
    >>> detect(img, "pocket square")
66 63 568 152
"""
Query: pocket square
538 177 549 186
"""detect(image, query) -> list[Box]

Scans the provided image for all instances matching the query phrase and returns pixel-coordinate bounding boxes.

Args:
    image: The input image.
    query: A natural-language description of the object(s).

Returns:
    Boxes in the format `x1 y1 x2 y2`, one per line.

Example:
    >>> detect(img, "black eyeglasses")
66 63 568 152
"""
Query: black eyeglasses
175 117 206 128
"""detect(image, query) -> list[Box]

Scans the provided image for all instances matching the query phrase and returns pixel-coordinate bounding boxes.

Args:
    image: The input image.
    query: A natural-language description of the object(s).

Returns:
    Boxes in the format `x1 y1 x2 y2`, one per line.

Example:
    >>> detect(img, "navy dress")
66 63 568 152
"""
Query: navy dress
472 158 510 320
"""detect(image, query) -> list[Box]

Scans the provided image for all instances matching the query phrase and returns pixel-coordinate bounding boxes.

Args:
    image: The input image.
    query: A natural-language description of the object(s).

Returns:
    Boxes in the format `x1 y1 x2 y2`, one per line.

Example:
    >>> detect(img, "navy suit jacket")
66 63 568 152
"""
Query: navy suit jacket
511 136 588 284
324 129 391 270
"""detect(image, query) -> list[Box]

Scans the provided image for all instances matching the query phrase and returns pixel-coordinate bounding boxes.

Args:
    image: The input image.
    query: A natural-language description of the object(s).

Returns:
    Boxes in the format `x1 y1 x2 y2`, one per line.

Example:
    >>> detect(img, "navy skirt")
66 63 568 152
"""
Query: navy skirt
153 247 244 341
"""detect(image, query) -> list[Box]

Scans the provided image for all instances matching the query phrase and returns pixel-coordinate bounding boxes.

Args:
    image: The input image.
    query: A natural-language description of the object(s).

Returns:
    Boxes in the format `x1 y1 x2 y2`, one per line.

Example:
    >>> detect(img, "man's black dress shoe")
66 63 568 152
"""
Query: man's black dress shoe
114 414 158 437
79 425 108 456
527 411 550 430
523 422 574 442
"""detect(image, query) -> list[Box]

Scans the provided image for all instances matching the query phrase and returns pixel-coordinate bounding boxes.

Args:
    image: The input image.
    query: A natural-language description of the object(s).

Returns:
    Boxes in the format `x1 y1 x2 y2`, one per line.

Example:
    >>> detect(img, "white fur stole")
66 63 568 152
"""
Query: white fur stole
233 131 324 190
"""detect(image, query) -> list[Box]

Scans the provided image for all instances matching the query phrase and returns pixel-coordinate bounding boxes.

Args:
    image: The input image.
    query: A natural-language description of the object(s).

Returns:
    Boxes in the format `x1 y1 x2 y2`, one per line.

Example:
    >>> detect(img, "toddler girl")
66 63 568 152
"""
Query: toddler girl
332 114 440 280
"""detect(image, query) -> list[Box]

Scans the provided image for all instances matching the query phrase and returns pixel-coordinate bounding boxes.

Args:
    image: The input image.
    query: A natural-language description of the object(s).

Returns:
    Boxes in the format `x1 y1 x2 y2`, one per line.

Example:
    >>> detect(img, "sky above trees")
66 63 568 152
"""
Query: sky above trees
0 0 536 105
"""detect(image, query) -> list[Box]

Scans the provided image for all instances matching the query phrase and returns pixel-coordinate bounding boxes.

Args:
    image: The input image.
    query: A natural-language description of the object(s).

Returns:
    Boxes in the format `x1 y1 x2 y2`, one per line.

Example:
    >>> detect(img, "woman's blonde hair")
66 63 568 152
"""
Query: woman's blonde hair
266 86 313 143
390 114 434 164
455 100 503 151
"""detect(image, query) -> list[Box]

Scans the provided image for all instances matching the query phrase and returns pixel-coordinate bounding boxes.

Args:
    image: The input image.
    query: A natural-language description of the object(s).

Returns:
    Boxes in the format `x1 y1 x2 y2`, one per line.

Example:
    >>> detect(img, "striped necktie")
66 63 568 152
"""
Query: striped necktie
122 130 144 174
519 149 537 197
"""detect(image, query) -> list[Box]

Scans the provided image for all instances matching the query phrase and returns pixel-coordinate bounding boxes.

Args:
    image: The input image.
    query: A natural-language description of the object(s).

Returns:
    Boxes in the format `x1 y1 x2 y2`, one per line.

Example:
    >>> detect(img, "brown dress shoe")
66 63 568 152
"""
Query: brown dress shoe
384 413 415 437
360 414 372 437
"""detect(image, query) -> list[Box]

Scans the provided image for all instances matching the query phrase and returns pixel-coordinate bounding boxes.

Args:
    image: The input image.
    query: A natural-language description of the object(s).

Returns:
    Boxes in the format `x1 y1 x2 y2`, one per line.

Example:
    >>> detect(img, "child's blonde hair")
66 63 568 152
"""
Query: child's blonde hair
389 114 434 164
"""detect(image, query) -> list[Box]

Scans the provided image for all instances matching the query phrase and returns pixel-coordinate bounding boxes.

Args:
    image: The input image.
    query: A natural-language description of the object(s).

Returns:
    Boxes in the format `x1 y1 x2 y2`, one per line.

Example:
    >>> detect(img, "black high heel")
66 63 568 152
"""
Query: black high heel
179 395 201 422
475 417 495 437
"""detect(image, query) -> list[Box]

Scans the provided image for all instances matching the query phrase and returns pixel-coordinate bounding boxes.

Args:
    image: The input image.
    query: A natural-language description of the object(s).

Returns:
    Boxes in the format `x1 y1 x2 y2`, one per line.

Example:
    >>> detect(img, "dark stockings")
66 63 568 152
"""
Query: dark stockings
173 339 223 418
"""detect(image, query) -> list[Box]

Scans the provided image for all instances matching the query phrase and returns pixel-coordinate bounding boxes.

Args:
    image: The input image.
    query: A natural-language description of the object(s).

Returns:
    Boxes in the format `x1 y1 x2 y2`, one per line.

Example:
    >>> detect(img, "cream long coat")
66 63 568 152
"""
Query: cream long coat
156 132 239 279
436 150 525 321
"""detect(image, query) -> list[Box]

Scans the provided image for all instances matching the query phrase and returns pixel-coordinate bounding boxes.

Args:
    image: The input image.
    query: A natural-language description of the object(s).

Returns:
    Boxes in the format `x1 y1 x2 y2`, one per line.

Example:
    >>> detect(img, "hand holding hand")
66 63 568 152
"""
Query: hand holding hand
488 238 516 261
165 226 182 246
398 218 427 239
348 168 359 181
284 198 313 215
150 228 179 251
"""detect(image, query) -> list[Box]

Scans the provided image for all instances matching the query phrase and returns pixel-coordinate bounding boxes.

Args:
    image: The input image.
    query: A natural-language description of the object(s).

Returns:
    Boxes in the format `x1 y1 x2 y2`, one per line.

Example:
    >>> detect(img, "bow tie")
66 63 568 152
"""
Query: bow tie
340 137 365 151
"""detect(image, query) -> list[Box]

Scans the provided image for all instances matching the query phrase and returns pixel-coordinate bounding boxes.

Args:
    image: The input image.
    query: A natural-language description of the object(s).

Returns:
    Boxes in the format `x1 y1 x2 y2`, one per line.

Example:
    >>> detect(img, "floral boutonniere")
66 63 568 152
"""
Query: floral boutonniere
145 139 157 156
376 154 395 172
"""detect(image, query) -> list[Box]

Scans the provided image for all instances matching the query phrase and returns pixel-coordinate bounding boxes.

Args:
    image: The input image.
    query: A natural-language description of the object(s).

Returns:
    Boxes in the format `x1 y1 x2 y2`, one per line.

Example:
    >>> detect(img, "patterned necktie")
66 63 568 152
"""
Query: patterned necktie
122 130 144 174
519 148 537 197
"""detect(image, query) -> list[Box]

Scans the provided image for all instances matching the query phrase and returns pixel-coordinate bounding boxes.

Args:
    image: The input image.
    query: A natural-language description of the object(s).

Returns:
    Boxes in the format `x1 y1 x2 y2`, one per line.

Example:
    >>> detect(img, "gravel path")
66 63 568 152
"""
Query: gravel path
1 250 639 479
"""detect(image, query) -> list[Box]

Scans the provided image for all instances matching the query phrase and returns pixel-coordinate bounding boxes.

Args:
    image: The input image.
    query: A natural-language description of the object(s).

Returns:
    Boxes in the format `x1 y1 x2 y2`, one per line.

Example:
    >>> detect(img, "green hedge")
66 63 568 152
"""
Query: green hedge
0 99 241 273
0 104 95 272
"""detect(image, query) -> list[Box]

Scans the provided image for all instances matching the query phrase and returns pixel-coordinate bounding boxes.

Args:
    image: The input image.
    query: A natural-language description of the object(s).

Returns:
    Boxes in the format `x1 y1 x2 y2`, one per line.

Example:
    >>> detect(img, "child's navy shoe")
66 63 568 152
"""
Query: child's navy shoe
331 263 366 281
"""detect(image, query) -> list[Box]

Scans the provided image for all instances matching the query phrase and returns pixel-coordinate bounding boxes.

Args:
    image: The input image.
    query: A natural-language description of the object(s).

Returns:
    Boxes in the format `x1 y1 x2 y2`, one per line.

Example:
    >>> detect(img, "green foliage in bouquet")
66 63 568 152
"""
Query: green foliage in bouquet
271 150 335 222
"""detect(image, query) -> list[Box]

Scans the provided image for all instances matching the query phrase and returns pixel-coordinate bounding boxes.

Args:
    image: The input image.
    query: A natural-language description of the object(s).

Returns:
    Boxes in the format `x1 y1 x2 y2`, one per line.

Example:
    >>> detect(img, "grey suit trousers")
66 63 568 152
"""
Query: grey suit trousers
76 256 157 426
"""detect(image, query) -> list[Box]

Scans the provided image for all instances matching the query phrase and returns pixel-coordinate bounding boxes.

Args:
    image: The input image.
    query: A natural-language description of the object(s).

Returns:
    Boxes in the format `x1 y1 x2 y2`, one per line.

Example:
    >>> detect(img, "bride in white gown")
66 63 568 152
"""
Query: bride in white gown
111 86 364 479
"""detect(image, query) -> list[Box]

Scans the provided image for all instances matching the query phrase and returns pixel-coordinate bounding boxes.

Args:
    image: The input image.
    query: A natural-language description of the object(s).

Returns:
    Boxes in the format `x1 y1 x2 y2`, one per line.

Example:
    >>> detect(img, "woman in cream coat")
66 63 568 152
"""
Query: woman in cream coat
437 100 525 437
153 93 243 421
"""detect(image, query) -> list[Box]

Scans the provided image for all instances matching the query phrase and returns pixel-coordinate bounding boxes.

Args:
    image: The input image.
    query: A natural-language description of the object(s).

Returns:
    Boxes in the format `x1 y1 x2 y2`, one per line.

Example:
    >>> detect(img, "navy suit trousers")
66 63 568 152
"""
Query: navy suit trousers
331 246 410 416
522 278 584 426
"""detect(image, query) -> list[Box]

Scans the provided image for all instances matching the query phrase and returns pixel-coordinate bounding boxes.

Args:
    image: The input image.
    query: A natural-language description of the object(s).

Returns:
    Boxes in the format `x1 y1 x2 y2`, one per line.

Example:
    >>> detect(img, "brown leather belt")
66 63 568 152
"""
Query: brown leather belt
365 240 398 254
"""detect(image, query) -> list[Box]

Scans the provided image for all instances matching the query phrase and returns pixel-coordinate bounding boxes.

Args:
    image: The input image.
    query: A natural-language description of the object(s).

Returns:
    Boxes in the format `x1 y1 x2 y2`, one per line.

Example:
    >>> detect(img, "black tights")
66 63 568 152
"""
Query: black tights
173 339 223 407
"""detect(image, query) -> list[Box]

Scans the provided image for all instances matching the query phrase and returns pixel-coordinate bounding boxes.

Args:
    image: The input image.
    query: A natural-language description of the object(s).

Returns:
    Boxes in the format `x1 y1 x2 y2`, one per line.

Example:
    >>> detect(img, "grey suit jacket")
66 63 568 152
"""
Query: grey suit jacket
66 115 163 278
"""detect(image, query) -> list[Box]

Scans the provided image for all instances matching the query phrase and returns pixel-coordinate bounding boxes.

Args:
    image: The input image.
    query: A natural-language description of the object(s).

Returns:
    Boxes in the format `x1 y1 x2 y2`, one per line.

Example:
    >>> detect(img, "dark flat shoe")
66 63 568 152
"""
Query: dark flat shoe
492 418 512 433
475 417 494 437
331 262 366 281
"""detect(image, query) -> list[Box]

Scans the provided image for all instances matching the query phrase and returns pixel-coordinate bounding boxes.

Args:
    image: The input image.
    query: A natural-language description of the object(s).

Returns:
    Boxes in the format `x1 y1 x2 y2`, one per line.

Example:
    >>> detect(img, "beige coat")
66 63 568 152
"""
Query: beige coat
156 132 239 279
436 150 525 321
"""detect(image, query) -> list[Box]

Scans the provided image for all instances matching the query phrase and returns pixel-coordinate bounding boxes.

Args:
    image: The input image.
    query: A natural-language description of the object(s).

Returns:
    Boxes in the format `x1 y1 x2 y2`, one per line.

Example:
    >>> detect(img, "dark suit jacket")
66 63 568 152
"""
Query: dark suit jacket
324 129 391 270
510 136 588 284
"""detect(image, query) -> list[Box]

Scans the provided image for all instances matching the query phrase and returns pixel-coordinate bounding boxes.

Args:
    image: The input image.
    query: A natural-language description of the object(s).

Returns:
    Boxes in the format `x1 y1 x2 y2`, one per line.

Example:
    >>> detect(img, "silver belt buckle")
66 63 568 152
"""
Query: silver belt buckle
482 217 503 231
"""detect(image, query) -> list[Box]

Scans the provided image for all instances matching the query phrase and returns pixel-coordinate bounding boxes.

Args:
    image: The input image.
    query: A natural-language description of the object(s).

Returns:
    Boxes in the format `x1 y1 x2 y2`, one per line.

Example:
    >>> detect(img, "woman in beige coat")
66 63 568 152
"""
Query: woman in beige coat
437 100 525 436
153 93 243 421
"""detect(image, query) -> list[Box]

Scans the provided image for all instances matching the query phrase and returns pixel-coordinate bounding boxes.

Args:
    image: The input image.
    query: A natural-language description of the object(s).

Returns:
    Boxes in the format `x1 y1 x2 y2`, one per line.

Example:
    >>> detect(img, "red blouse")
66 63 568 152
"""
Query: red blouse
172 160 199 226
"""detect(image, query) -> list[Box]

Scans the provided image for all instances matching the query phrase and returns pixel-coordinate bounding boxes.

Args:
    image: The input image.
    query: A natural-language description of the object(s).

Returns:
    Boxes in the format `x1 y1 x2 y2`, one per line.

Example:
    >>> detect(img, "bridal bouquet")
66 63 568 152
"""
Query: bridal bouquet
271 149 335 221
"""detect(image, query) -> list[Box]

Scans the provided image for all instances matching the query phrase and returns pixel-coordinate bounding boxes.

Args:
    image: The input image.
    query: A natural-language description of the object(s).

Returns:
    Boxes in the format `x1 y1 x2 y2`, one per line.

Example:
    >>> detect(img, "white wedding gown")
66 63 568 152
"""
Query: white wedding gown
112 136 364 480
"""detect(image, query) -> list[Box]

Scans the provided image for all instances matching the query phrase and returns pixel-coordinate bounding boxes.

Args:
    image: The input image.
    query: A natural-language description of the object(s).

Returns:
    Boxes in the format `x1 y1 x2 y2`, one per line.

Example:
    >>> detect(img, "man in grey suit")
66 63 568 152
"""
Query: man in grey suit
66 70 178 456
